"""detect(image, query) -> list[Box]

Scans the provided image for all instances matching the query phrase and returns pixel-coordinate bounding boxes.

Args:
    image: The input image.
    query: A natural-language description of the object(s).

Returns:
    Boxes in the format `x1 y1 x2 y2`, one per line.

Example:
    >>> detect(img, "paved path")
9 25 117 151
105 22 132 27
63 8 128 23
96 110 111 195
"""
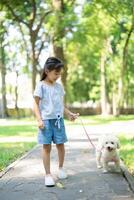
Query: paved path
0 124 134 200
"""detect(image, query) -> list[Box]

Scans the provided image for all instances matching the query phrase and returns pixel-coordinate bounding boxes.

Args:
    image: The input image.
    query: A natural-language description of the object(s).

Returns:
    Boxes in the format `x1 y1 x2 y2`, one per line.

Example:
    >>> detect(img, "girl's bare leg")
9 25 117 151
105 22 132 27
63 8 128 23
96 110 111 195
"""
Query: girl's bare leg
42 144 51 174
56 144 65 168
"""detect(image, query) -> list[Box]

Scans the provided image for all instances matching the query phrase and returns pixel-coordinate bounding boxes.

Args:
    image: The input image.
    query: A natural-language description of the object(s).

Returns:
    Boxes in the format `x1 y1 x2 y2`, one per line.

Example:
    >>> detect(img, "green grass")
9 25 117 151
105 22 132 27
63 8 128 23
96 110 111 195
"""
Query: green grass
119 134 134 175
0 142 36 171
0 119 37 172
65 115 134 125
0 125 37 137
0 116 134 175
0 118 37 137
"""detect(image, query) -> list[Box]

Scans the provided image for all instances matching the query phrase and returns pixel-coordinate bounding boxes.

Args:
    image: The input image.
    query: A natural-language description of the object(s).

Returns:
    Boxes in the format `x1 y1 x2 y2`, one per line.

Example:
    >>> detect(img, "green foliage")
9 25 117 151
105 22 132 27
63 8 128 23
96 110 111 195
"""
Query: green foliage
66 2 113 102
0 0 134 109
65 0 134 107
1 0 49 22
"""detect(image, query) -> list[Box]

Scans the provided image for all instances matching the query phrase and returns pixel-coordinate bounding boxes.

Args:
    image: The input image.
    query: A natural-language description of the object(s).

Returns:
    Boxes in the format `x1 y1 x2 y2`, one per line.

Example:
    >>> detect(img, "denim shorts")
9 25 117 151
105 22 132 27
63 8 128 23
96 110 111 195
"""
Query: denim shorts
37 118 68 144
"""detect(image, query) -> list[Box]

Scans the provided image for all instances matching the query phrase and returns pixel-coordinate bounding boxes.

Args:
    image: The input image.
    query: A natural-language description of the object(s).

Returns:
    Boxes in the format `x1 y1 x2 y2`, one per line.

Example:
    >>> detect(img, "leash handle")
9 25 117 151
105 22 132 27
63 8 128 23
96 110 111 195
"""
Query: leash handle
79 118 96 149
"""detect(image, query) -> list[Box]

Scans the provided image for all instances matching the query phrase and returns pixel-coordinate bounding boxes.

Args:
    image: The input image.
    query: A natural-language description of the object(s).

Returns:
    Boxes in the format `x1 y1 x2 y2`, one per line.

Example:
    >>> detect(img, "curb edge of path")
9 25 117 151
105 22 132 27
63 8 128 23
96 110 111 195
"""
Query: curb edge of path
0 144 39 179
121 160 134 193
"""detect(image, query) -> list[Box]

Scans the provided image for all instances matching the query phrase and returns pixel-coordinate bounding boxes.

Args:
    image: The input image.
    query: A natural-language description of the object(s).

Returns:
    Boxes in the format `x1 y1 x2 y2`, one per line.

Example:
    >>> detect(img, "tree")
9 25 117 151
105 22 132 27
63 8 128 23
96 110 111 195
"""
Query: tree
51 0 77 92
98 0 134 115
52 0 67 89
0 14 8 117
1 0 52 91
118 1 134 113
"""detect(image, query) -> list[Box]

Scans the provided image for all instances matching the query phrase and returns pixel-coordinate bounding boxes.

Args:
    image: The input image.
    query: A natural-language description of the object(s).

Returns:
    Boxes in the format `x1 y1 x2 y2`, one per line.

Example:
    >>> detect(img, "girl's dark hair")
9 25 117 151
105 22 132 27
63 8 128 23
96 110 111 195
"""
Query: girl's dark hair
40 57 64 81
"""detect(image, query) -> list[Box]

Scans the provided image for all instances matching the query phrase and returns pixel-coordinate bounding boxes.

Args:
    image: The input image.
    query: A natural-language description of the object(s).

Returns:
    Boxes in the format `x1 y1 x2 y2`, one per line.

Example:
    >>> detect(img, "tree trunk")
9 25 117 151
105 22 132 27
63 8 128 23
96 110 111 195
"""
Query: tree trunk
117 3 134 114
52 0 67 91
100 50 108 115
0 49 8 118
100 37 113 115
14 70 19 118
0 27 8 118
30 30 37 92
112 91 118 116
31 48 37 92
53 38 67 88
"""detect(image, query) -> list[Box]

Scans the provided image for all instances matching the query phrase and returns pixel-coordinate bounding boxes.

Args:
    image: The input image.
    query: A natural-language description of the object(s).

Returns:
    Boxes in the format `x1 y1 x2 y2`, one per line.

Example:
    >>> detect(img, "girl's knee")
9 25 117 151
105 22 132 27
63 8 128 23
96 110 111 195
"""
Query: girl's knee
56 143 64 150
43 144 51 153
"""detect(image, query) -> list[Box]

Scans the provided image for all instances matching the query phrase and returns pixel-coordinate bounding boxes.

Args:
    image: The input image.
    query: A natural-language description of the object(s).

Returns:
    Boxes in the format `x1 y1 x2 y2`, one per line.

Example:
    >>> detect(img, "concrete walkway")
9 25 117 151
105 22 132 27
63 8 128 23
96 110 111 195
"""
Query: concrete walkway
0 124 134 200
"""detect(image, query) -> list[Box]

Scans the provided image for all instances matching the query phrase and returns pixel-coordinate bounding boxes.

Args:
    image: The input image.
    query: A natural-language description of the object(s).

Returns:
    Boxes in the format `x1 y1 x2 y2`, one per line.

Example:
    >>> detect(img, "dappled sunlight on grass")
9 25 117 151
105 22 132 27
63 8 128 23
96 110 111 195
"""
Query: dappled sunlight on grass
0 118 36 126
0 125 37 137
0 142 36 171
119 134 134 175
0 136 36 143
0 119 37 171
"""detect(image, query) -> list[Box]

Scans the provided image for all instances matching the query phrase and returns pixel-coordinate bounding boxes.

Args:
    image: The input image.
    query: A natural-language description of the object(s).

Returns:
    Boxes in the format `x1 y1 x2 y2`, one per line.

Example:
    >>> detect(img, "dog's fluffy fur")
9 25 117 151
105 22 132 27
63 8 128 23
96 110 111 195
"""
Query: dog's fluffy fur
96 135 120 173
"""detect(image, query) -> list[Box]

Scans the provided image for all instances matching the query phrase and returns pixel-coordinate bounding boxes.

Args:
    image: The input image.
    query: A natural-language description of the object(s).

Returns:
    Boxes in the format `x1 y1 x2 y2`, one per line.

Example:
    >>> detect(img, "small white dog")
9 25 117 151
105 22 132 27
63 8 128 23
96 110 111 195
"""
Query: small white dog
96 135 120 173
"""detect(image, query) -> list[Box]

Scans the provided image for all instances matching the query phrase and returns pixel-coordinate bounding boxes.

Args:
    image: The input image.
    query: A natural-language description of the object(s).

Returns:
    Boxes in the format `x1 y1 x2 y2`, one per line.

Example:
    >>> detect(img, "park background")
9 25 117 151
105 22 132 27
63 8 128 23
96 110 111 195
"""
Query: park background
0 0 134 176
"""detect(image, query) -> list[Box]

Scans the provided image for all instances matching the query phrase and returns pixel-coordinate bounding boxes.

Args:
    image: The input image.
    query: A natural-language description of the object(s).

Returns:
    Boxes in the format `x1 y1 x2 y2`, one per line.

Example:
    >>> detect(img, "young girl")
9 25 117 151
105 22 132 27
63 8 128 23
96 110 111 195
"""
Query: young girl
33 57 79 187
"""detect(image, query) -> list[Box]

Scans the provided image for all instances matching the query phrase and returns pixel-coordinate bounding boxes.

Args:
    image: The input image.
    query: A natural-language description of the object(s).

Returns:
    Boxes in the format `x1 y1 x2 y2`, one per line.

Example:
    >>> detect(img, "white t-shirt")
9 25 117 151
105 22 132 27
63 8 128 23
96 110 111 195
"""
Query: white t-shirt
34 81 65 120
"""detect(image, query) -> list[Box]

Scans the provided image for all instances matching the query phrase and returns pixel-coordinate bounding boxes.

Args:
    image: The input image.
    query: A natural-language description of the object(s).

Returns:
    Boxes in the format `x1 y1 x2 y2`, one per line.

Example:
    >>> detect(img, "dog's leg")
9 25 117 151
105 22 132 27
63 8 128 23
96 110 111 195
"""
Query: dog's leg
96 150 102 169
115 160 121 172
102 160 109 173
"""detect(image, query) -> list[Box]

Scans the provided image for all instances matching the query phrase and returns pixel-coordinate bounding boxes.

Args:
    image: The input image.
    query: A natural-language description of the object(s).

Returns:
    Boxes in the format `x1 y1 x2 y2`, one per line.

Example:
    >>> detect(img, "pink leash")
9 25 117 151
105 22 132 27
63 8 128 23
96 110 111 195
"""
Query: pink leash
79 118 96 149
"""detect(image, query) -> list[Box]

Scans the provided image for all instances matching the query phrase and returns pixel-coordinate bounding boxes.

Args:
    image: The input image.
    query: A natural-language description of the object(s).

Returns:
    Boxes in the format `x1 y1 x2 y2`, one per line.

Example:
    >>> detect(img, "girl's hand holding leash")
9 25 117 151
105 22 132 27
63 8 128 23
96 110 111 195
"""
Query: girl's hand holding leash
38 119 44 129
68 112 79 121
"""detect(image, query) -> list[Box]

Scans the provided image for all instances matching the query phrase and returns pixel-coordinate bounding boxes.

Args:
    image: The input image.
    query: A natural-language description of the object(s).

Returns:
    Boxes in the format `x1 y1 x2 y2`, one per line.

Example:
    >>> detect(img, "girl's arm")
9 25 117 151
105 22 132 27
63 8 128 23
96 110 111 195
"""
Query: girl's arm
33 96 44 129
64 107 79 121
